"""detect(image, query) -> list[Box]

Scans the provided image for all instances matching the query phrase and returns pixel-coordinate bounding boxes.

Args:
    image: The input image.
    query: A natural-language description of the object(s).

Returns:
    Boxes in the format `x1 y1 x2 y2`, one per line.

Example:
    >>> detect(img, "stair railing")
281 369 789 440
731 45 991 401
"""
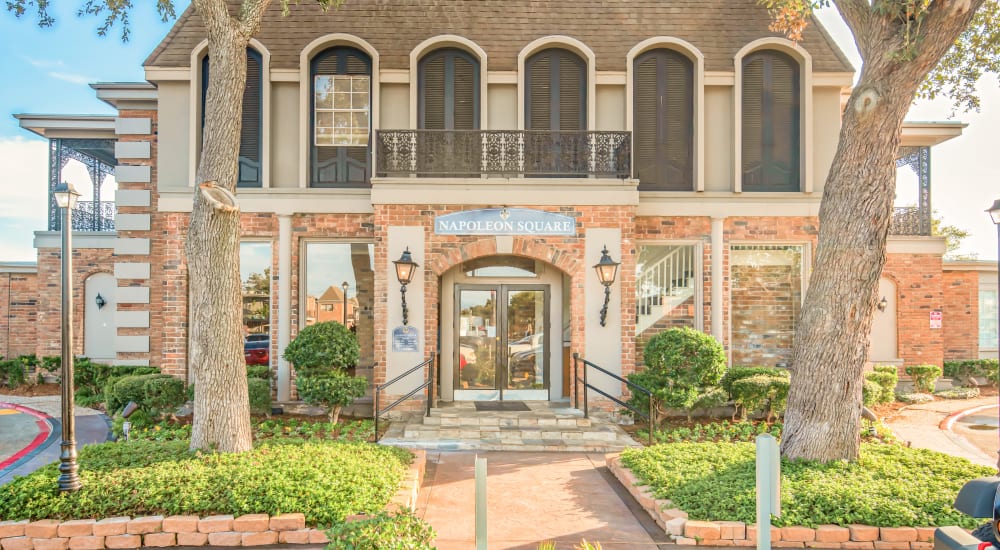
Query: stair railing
572 352 655 446
374 353 436 442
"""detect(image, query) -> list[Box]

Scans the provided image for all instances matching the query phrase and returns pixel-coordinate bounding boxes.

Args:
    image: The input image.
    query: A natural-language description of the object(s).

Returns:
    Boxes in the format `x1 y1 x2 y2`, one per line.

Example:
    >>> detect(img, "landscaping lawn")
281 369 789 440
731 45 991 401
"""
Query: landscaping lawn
621 442 994 529
0 439 411 526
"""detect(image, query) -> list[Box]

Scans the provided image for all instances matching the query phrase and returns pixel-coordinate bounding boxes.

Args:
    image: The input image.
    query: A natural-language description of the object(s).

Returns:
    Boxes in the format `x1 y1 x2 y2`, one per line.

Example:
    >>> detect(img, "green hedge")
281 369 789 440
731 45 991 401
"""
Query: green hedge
283 322 359 376
730 374 789 421
721 366 788 398
944 359 999 386
327 512 436 549
620 442 993 529
75 361 159 407
248 377 272 416
0 439 411 526
865 368 898 405
905 364 943 394
246 365 271 380
105 374 186 421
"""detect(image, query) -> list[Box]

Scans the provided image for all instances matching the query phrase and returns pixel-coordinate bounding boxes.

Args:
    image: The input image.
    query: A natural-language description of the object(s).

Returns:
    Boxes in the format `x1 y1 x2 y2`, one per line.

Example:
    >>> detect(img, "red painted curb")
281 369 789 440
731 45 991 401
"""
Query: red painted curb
0 402 54 470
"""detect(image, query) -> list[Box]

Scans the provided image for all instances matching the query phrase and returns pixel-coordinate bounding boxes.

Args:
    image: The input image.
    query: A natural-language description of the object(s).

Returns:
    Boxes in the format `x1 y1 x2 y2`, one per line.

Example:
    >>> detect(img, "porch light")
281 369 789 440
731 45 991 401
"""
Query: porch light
877 296 888 312
393 248 419 326
53 181 81 209
95 293 107 310
593 246 620 327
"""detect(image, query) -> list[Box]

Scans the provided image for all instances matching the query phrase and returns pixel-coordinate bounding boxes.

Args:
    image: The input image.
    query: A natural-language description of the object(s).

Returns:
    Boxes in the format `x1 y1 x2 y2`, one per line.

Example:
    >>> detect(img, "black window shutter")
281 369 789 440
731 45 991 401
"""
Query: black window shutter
742 50 799 191
633 49 693 190
200 48 263 187
527 54 552 130
526 49 586 131
418 48 479 131
420 56 446 130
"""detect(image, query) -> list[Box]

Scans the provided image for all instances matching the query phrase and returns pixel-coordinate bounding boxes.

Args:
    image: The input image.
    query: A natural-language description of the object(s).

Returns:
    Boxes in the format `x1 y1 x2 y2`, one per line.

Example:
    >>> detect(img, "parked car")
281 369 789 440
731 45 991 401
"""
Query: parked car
244 338 269 365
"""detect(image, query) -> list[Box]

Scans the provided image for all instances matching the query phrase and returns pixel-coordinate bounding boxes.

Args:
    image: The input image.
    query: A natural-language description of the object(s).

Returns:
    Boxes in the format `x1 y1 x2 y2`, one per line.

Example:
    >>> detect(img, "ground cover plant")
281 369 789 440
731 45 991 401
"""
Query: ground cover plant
636 419 896 446
326 512 436 549
125 416 375 443
0 439 411 526
620 442 993 529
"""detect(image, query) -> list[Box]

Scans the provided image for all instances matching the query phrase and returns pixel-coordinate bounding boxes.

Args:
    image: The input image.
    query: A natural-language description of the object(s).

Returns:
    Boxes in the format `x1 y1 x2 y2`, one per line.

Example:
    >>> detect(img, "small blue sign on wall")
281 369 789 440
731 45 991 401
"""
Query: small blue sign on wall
392 325 420 352
435 208 576 236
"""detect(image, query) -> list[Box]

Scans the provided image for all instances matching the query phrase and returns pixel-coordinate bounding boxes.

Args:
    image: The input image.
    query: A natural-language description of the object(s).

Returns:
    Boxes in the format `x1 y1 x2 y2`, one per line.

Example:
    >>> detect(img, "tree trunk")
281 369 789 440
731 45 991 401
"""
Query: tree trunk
780 0 984 462
186 0 270 452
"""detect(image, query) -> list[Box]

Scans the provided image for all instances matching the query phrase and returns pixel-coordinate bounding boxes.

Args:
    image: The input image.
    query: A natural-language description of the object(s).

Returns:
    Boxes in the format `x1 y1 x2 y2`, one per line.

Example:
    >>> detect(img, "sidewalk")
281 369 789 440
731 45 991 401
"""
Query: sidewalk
884 396 998 468
0 395 110 485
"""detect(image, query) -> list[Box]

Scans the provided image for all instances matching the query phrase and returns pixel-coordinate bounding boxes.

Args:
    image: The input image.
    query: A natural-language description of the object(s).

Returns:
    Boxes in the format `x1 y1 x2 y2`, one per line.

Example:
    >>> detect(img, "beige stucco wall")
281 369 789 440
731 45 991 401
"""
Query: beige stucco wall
156 81 190 190
596 85 625 131
271 82 299 188
380 83 409 130
811 86 842 194
703 86 734 192
487 84 517 130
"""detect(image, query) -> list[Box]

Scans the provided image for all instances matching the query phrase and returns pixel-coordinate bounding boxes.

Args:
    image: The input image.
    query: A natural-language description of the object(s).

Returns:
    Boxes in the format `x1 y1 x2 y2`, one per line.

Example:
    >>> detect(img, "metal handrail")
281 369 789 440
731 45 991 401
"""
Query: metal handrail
374 353 436 442
572 352 654 446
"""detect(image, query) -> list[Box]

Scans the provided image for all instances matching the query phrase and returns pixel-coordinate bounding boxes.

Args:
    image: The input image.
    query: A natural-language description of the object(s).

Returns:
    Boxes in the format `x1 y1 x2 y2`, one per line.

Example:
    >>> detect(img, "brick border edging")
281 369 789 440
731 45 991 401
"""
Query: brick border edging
606 454 936 550
0 449 427 550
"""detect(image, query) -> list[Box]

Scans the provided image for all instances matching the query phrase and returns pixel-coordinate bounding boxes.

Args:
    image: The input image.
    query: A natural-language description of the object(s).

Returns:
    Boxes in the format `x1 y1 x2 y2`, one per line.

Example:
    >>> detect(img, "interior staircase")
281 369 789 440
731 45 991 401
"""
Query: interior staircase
636 245 697 335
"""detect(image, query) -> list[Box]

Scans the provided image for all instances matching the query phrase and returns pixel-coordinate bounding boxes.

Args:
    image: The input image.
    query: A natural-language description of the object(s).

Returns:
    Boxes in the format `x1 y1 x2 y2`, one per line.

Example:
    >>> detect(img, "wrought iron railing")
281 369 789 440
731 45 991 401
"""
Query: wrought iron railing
51 200 115 232
889 206 931 236
572 353 653 446
374 353 436 442
376 130 631 178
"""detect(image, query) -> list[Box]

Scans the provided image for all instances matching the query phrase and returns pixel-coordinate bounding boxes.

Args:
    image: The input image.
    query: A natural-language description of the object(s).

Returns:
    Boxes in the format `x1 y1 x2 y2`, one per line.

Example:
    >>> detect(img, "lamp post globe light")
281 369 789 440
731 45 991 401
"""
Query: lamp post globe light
341 281 349 326
54 181 82 493
988 199 1000 472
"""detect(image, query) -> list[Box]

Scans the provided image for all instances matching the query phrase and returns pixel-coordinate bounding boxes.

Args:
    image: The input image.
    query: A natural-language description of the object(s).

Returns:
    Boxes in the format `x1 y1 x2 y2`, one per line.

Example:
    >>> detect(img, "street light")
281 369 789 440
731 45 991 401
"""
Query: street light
593 246 620 327
341 281 349 326
53 181 82 493
987 199 1000 472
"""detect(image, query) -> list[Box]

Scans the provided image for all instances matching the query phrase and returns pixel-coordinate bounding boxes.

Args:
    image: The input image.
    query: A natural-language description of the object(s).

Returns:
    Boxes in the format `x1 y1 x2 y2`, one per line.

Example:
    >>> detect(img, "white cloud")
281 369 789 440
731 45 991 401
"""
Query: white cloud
48 72 96 86
24 57 66 69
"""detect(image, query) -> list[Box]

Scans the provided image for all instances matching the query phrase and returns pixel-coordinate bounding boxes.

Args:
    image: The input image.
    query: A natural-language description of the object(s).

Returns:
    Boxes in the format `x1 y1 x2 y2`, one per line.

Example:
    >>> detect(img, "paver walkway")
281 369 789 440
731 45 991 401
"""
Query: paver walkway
0 395 110 485
884 396 997 467
416 451 670 549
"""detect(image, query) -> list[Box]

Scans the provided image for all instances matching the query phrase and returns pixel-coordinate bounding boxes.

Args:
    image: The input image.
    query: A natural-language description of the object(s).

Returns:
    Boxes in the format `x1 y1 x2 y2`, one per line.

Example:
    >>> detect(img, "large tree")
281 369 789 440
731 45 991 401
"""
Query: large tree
8 0 337 452
762 0 997 462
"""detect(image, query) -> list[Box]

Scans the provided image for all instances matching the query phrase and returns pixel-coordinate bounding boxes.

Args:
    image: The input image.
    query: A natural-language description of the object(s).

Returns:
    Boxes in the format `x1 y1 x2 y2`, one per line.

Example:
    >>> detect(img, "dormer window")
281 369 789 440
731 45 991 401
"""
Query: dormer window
741 49 800 192
310 46 372 187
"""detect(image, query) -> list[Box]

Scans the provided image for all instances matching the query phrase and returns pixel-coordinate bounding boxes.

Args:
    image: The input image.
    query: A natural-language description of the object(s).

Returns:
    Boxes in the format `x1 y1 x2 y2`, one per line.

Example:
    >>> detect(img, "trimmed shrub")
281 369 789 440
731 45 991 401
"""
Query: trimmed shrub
247 377 272 416
865 368 898 404
862 379 882 407
106 374 186 424
75 361 158 407
627 327 727 424
246 365 270 380
944 359 999 387
283 322 359 377
731 373 790 421
0 358 26 389
935 387 981 400
327 512 436 549
905 364 943 394
297 372 368 424
721 366 787 399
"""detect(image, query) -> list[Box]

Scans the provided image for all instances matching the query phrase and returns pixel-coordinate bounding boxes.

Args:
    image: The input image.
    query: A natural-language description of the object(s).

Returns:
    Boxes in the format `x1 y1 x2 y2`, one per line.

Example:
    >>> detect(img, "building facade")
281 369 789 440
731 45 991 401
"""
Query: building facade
6 0 998 406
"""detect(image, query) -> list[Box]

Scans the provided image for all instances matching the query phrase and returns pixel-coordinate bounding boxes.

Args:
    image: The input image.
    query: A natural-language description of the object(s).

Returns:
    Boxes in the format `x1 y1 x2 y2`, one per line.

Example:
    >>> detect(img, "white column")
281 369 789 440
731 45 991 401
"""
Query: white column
711 217 725 343
584 228 623 397
276 214 292 401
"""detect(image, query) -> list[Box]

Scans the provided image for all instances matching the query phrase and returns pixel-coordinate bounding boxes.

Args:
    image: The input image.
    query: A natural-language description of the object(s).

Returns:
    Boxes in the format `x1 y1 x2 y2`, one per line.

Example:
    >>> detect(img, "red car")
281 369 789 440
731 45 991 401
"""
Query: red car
244 339 269 365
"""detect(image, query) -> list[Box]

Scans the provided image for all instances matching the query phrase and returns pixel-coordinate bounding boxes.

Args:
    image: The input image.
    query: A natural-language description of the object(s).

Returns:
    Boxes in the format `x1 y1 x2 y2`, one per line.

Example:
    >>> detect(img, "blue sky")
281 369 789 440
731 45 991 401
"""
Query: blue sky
0 4 997 262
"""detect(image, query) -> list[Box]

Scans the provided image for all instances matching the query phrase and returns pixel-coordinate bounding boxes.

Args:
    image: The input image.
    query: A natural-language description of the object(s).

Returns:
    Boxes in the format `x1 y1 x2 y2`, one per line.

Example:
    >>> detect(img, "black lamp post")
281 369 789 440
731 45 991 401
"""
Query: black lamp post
594 246 620 327
54 181 82 493
393 248 418 326
341 281 349 326
987 198 1000 472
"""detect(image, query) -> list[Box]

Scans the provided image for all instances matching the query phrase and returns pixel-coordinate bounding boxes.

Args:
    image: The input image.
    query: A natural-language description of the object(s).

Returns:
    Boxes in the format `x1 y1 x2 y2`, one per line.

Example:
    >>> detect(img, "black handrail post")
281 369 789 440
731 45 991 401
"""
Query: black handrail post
572 353 579 410
648 397 654 446
583 357 589 419
426 353 435 418
374 387 381 442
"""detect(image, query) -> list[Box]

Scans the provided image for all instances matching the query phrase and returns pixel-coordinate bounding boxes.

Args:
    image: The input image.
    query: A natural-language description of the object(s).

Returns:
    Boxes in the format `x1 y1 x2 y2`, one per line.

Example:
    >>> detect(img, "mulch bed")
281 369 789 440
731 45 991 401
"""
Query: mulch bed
0 383 62 397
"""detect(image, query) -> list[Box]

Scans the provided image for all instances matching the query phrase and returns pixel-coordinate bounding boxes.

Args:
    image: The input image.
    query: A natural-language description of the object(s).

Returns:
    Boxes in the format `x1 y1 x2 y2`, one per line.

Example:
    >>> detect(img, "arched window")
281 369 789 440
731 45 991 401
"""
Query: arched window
633 49 694 190
419 48 480 130
742 49 800 192
201 48 263 187
525 48 586 131
310 46 372 187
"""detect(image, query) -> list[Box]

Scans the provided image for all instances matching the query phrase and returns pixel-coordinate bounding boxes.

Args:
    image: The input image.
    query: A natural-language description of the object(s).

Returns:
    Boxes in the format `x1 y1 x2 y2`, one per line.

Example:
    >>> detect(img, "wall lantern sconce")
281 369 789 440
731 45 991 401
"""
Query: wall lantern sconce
393 247 419 326
877 296 888 312
593 246 620 327
95 293 107 310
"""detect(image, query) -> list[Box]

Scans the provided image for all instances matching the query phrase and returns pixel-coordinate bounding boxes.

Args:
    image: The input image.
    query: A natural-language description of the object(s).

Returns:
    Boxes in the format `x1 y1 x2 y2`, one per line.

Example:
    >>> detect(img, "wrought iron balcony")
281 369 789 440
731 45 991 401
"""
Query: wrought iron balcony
376 130 631 179
889 206 931 236
50 200 115 232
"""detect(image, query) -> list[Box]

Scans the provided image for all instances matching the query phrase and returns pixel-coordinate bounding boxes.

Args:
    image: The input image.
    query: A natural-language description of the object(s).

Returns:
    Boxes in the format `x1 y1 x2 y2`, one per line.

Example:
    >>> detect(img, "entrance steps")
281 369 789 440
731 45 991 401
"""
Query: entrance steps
378 401 643 452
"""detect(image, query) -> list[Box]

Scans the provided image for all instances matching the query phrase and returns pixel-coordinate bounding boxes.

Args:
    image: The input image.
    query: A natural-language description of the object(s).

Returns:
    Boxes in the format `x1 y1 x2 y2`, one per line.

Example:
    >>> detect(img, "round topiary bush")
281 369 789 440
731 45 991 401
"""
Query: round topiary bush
283 322 360 377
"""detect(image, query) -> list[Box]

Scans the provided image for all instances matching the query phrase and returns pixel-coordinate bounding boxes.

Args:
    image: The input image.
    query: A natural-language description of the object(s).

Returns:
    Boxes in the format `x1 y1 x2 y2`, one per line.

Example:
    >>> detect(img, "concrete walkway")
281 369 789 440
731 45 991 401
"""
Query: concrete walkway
416 451 670 549
884 396 998 468
0 394 110 485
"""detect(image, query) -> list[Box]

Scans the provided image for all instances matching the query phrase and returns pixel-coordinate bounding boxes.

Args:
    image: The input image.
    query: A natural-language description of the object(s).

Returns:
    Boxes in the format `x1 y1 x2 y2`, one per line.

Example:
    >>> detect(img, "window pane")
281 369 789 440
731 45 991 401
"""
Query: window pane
730 244 803 366
302 242 376 373
241 242 272 367
333 92 351 109
635 244 698 366
352 77 368 93
353 92 370 110
315 76 333 94
981 288 998 350
315 128 333 145
316 112 333 128
351 132 369 146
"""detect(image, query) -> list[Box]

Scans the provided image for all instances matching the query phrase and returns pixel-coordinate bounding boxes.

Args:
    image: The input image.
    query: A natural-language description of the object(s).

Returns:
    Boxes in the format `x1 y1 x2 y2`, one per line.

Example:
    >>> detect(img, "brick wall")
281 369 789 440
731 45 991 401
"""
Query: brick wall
0 271 38 359
883 253 944 367
34 248 115 358
942 270 979 361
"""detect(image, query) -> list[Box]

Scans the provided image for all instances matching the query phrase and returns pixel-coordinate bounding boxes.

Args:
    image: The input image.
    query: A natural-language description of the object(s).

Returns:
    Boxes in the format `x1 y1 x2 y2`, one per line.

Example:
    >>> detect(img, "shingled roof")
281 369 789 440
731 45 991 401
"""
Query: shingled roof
145 0 853 73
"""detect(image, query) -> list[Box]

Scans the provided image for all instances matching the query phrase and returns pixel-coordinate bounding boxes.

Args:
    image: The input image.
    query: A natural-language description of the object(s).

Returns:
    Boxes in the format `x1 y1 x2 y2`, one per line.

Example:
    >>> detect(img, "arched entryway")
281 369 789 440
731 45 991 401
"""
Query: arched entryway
438 255 569 402
869 277 901 365
84 272 115 361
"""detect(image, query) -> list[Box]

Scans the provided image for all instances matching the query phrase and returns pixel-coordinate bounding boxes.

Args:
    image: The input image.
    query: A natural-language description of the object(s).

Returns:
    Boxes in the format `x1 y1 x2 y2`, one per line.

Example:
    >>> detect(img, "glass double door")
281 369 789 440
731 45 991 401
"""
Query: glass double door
454 284 550 401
